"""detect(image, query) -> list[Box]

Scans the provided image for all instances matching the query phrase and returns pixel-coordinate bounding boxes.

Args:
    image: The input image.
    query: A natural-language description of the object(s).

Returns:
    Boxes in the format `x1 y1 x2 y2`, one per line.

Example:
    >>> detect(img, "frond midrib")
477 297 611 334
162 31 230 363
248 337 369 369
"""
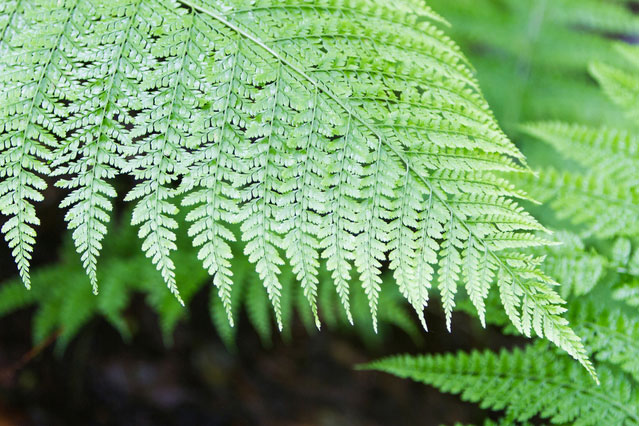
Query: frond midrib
175 0 526 284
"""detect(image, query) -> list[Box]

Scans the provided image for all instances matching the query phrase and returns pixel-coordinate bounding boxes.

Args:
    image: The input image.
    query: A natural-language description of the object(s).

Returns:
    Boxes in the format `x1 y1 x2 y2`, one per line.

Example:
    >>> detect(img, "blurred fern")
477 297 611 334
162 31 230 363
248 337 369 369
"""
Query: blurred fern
591 44 639 122
365 343 639 425
427 0 638 129
512 44 639 240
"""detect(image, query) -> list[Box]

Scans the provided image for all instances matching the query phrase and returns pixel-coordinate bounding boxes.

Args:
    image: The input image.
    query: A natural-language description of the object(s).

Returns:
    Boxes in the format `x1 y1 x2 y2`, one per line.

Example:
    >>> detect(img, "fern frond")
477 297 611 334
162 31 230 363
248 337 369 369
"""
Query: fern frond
590 62 639 122
522 122 639 175
526 231 607 298
122 4 212 305
364 344 639 425
570 302 639 382
515 167 639 239
0 0 594 372
516 120 639 239
0 0 79 287
51 0 148 294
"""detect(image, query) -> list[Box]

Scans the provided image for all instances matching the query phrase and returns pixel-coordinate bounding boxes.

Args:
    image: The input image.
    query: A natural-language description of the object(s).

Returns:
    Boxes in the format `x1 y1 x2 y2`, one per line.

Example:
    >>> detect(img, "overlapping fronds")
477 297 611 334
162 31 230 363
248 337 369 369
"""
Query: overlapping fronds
0 0 594 372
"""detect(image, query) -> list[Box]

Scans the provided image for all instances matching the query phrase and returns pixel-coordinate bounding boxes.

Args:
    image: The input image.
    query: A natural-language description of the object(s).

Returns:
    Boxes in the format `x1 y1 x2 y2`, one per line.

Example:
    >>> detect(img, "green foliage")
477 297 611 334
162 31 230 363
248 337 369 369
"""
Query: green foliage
0 0 592 369
569 302 639 382
364 343 639 425
371 34 639 424
526 231 607 298
0 211 423 352
515 123 639 239
591 44 639 122
427 0 637 128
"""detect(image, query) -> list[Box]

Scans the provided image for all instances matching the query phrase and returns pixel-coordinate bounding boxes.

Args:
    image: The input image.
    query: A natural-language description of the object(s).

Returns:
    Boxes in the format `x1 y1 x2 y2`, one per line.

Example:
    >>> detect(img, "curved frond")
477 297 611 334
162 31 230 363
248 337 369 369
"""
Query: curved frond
590 62 639 122
0 0 593 372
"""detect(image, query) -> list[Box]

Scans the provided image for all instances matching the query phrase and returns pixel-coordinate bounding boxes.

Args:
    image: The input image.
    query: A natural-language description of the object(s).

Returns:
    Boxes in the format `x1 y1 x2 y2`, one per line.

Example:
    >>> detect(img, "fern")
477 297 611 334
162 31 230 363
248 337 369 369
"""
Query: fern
590 44 639 122
426 0 638 128
361 6 639 425
0 0 595 374
569 302 639 382
514 44 639 239
611 239 639 307
515 166 639 239
515 121 639 238
525 231 607 298
364 343 639 425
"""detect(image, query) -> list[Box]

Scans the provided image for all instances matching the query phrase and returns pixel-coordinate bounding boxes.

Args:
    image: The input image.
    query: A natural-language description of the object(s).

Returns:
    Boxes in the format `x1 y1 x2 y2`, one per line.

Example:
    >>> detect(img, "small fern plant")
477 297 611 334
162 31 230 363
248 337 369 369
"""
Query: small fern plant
0 0 594 374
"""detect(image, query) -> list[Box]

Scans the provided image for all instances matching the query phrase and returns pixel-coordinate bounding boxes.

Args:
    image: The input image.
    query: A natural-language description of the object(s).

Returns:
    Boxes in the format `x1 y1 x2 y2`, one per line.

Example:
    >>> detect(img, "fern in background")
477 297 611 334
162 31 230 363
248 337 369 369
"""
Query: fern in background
517 123 639 238
591 43 639 122
427 0 638 129
0 0 594 370
365 343 639 426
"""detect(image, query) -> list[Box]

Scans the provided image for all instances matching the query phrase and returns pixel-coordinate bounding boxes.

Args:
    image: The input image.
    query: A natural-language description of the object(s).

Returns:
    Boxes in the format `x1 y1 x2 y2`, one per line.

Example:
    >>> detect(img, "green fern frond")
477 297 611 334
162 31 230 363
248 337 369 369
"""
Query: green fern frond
516 120 639 239
590 61 639 122
590 49 639 123
515 167 639 239
570 302 639 382
522 122 639 174
51 0 150 294
0 0 594 373
525 231 607 298
364 343 639 425
611 239 639 306
0 0 75 288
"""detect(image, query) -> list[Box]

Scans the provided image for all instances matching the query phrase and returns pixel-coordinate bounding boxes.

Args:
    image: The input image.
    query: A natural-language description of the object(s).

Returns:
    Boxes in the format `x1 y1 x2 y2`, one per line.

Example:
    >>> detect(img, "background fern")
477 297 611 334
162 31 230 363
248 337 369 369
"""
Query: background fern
365 343 639 426
427 0 638 129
